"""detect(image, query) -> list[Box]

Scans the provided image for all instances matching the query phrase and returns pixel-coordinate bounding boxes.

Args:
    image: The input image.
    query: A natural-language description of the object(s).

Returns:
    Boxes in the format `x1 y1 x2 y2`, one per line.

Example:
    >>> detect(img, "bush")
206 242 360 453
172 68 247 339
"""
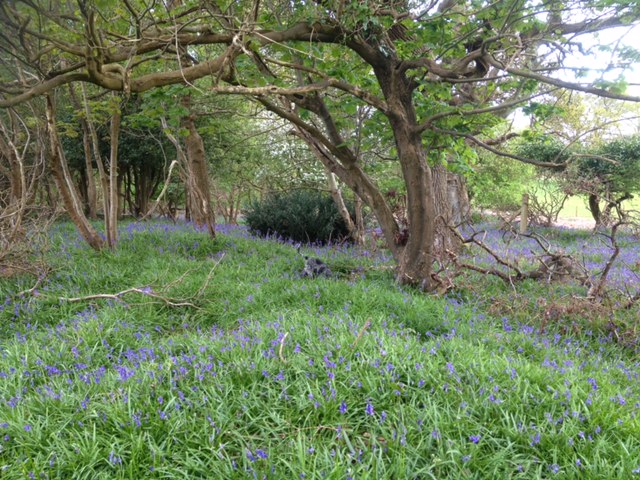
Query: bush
244 190 353 243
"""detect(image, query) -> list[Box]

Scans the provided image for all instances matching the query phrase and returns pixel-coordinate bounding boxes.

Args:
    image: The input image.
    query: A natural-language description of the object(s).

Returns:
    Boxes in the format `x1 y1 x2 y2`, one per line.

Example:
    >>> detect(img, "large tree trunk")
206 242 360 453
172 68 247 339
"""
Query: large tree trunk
180 96 216 237
45 95 103 251
375 66 436 290
432 163 469 258
392 124 436 290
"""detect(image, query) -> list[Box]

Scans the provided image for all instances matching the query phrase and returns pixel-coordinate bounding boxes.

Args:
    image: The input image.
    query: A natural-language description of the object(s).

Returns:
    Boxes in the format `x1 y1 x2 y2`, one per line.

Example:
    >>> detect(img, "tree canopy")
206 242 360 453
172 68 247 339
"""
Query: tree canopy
2 0 640 289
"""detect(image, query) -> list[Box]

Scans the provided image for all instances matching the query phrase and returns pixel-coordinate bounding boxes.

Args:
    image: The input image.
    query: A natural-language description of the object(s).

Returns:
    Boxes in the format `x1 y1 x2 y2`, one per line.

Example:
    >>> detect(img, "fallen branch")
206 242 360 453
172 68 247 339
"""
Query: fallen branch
352 318 371 349
60 286 199 309
59 254 225 309
450 225 588 285
278 332 289 363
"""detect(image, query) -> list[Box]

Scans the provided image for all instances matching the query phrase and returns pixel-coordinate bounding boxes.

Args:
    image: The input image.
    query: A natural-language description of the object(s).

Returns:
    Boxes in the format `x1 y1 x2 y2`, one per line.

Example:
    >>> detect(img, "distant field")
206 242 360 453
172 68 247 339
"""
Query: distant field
559 194 640 219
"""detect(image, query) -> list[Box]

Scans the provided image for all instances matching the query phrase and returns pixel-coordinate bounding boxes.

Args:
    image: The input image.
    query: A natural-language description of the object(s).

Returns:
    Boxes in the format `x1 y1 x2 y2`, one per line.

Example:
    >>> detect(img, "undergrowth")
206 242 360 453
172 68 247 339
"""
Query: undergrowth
0 220 638 479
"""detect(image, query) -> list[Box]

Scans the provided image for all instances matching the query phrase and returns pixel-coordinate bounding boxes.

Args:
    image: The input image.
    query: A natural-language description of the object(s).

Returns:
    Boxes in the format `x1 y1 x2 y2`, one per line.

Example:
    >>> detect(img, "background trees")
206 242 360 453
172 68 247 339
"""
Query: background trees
1 0 640 288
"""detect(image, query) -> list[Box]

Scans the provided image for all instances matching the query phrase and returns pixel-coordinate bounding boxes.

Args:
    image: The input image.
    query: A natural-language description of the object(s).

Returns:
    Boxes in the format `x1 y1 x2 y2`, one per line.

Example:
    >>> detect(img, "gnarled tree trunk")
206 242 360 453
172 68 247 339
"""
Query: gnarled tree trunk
374 65 436 290
432 162 468 258
181 105 216 238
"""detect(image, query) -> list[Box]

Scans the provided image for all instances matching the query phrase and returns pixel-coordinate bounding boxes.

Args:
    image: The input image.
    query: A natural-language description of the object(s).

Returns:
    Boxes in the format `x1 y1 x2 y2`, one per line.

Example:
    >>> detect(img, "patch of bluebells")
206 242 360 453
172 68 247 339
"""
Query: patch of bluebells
460 221 640 292
0 220 638 477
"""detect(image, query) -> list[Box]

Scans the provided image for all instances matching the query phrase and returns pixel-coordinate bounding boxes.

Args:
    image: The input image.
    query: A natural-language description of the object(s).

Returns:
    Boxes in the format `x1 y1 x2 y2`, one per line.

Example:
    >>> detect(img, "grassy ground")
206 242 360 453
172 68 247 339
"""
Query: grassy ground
0 221 639 479
558 195 640 220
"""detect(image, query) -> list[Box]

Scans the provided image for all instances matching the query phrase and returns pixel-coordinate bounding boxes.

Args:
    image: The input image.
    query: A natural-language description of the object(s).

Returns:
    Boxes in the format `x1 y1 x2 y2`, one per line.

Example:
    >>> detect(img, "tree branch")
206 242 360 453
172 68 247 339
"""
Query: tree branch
432 127 567 170
487 57 640 103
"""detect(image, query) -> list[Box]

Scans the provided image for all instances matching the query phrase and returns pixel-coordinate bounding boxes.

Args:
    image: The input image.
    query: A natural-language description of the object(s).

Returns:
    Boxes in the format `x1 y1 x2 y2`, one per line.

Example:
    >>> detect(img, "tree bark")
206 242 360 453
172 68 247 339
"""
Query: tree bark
326 163 362 244
265 96 401 259
374 64 436 290
69 85 98 218
588 193 601 225
45 95 103 250
180 96 216 237
432 163 465 258
81 84 113 234
520 193 529 234
108 102 121 245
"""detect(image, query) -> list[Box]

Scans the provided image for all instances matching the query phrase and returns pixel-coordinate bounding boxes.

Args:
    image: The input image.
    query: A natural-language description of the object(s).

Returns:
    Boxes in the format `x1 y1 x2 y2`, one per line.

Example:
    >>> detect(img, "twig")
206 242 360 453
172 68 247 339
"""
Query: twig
278 332 289 363
352 318 371 349
15 269 50 297
196 253 225 298
623 291 640 310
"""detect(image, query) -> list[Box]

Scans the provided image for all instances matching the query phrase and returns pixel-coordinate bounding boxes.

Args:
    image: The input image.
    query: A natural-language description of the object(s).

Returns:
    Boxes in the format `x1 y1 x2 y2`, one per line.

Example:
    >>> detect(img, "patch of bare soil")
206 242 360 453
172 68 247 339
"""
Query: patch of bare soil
553 217 595 230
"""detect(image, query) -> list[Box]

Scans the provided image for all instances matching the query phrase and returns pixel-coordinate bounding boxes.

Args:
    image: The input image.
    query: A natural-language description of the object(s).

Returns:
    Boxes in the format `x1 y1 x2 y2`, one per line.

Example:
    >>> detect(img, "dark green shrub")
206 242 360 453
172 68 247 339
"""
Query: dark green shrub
244 190 353 244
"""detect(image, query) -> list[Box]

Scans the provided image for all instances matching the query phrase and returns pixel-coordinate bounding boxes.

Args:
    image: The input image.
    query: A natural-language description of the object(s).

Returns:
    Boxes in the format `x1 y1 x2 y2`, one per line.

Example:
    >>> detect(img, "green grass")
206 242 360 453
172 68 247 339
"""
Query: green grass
530 184 640 220
0 221 639 479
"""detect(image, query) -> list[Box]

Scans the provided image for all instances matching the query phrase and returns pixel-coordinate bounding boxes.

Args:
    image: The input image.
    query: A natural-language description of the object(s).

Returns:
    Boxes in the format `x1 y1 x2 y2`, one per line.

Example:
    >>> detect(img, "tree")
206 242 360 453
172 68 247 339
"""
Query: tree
2 1 640 289
579 134 640 225
515 132 640 226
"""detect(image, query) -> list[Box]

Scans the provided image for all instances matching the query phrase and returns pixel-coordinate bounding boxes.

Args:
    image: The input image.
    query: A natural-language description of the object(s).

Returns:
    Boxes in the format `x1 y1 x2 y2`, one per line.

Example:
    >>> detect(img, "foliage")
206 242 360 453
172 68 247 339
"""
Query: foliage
468 153 535 211
244 190 353 244
515 135 574 166
579 134 640 195
0 221 639 478
517 133 640 222
2 0 640 287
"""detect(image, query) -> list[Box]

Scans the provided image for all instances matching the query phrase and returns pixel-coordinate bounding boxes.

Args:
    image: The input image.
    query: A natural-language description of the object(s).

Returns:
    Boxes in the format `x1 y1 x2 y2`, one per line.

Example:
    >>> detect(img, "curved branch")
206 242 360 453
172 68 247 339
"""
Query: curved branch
487 57 640 103
416 88 560 133
0 73 89 107
433 127 567 170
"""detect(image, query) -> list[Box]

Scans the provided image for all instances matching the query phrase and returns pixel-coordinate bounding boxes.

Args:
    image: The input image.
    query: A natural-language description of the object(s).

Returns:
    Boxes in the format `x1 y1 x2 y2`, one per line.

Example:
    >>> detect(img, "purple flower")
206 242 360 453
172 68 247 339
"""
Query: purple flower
469 434 481 444
255 449 268 459
108 451 122 465
23 425 32 432
530 432 540 446
339 401 348 414
365 400 374 416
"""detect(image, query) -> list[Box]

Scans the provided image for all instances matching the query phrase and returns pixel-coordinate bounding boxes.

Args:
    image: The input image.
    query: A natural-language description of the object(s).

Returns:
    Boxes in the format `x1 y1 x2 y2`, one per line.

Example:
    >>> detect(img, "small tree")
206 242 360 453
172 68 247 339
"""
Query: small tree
575 135 640 225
